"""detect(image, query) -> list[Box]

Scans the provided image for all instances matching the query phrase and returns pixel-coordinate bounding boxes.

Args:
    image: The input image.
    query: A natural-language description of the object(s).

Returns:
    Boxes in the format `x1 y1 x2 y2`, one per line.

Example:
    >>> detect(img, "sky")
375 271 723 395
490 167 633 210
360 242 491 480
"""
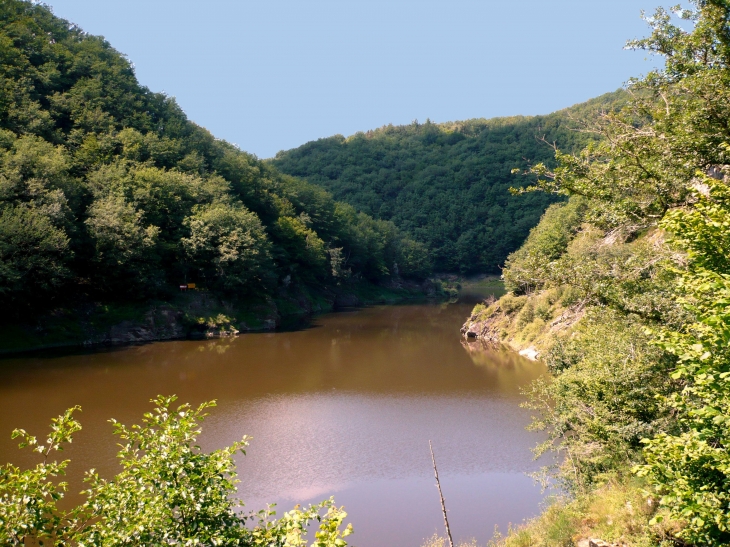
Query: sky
45 0 662 159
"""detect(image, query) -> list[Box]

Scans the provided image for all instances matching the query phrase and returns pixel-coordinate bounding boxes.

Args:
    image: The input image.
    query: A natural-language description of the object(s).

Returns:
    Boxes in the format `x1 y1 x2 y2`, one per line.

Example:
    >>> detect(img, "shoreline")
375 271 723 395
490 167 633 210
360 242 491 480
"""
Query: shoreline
0 278 455 357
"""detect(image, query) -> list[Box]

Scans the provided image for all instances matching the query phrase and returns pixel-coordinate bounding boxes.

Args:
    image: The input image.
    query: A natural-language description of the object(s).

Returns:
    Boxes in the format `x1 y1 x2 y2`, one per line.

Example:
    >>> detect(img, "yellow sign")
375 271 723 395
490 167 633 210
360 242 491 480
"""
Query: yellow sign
187 283 196 289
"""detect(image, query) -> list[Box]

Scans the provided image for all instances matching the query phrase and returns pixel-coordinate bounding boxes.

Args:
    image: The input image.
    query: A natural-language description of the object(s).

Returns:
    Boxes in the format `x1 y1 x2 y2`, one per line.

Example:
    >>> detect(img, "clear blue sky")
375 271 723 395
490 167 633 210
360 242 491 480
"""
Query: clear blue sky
46 0 660 158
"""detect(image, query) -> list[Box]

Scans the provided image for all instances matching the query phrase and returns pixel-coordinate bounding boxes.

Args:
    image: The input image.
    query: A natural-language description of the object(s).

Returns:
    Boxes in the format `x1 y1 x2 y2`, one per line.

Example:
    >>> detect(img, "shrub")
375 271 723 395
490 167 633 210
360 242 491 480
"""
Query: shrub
500 293 528 314
503 198 586 294
516 300 535 329
0 396 353 547
535 301 552 322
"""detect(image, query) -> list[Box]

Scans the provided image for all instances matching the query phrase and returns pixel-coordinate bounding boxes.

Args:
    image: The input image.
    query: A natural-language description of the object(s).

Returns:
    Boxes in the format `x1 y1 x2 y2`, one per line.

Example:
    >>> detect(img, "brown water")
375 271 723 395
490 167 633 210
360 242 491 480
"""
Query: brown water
0 285 548 547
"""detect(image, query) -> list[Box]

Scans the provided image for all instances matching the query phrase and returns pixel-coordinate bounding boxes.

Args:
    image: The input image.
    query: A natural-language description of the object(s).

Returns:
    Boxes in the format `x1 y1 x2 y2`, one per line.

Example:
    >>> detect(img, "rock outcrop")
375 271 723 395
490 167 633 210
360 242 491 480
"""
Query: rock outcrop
92 306 186 346
460 317 500 344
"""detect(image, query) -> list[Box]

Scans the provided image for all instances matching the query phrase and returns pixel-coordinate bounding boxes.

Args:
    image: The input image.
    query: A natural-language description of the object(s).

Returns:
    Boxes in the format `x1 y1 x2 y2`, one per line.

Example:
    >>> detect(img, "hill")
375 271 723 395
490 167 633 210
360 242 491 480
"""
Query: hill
460 3 730 544
271 92 628 273
0 0 432 343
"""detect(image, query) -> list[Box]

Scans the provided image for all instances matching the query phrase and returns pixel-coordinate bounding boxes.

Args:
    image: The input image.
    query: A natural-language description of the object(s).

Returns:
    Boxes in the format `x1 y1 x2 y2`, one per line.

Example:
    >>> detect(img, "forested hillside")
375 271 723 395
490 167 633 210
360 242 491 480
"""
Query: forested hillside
271 92 627 273
0 0 430 326
462 3 730 545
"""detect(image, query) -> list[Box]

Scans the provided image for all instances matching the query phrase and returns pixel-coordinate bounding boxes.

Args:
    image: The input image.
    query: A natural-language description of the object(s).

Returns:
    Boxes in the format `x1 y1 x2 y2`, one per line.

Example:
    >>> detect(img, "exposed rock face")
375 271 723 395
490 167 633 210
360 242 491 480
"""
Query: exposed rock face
460 317 500 344
334 293 361 308
461 317 539 360
518 346 540 361
4 279 438 355
461 300 585 362
96 306 186 346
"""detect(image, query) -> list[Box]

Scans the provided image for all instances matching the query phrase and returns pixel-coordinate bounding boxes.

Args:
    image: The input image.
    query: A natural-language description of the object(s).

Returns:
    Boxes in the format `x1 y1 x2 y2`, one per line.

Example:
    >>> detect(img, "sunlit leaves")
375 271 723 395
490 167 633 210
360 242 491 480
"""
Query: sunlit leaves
0 406 81 546
0 397 353 547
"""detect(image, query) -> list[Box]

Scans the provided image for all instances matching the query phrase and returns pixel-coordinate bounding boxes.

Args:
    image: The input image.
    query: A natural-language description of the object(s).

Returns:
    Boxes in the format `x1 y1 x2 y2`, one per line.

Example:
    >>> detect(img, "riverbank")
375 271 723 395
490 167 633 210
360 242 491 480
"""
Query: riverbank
460 286 584 362
458 282 691 546
0 278 452 355
0 281 545 547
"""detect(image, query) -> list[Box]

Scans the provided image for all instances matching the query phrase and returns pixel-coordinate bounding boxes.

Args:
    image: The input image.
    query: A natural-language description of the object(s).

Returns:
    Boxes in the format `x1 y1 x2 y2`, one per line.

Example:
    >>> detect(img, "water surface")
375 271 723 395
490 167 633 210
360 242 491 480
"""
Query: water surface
0 284 548 546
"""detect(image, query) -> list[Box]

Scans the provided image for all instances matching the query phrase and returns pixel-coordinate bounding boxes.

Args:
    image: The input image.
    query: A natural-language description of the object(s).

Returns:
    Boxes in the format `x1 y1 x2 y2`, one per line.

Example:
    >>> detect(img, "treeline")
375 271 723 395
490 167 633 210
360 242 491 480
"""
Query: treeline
0 0 430 318
468 3 730 545
271 92 628 274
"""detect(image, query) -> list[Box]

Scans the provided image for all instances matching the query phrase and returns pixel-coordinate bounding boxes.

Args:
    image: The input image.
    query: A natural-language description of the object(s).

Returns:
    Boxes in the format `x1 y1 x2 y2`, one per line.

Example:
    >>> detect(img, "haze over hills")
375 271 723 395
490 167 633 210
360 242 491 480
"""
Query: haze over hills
271 91 628 274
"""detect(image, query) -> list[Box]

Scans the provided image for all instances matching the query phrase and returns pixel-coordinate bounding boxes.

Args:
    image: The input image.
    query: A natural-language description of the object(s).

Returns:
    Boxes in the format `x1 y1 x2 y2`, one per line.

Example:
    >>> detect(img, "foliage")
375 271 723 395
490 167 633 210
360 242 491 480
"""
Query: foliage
182 202 273 294
272 93 629 274
0 204 71 303
502 198 586 294
0 396 353 547
0 407 81 546
526 309 677 491
475 2 730 544
0 0 428 318
636 173 730 546
485 479 678 547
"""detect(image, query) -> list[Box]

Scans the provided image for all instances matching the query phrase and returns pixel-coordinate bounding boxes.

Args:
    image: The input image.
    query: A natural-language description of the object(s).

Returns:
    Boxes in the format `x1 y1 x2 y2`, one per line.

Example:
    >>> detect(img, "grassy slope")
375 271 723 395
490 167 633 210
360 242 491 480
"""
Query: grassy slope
457 198 686 545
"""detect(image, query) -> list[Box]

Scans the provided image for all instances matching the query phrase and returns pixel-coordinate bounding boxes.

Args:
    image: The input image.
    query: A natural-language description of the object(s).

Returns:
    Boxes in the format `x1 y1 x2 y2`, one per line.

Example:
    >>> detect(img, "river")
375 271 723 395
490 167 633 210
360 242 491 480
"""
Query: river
0 282 548 547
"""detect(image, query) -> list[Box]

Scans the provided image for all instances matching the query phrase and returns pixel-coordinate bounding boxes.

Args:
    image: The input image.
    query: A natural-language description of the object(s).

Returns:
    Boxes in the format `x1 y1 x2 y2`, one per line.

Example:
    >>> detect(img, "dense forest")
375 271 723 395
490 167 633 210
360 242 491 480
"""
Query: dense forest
10 0 730 545
462 2 730 545
0 0 431 325
271 92 628 273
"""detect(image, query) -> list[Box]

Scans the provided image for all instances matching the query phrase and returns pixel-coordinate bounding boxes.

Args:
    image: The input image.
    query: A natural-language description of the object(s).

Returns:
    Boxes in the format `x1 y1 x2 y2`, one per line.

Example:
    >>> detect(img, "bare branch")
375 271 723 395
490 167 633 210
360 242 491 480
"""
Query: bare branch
429 441 454 547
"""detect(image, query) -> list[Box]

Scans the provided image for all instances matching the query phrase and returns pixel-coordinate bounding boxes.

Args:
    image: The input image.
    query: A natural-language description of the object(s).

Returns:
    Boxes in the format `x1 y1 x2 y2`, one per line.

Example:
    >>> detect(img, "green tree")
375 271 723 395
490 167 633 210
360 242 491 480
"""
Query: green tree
637 172 730 546
502 198 586 294
85 194 161 291
0 397 354 547
0 0 432 316
0 407 81 546
512 2 730 543
271 93 627 274
275 215 328 280
0 205 71 306
182 202 273 293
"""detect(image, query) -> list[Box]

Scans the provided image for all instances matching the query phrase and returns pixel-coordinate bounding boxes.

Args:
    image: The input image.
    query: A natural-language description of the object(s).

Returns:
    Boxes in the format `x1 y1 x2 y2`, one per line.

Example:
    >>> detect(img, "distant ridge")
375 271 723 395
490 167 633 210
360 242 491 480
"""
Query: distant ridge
272 90 628 274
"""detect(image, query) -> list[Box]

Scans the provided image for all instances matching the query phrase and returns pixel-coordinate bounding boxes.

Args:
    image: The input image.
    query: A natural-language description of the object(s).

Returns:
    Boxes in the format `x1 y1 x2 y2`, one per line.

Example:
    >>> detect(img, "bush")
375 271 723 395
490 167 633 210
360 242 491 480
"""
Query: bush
535 301 552 321
516 300 535 329
526 309 677 490
503 198 586 294
182 202 273 293
499 293 528 314
0 396 353 547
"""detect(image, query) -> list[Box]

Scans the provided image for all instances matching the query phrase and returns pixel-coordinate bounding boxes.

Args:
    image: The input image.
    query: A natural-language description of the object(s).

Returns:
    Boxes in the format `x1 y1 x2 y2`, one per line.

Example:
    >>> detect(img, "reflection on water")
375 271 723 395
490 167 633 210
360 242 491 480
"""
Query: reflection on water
0 283 548 547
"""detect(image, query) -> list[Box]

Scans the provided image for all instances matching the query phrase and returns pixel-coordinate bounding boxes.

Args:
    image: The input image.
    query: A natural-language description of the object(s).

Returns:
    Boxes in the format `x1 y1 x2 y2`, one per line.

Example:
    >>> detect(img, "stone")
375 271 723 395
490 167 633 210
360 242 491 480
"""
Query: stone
334 293 360 308
588 539 617 547
518 346 540 361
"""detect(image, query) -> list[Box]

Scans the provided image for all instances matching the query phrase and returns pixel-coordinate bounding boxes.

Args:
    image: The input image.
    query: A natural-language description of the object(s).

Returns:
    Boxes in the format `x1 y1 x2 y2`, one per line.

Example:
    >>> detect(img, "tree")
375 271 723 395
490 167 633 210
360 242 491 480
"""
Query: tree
182 202 273 293
0 407 81 546
0 397 354 547
85 194 161 292
515 2 730 542
0 205 71 307
274 215 327 280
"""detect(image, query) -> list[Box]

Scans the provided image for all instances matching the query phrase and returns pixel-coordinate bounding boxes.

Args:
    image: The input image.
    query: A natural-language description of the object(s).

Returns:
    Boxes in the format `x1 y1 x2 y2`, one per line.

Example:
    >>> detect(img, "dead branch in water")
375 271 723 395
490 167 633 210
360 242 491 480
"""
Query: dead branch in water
429 440 454 547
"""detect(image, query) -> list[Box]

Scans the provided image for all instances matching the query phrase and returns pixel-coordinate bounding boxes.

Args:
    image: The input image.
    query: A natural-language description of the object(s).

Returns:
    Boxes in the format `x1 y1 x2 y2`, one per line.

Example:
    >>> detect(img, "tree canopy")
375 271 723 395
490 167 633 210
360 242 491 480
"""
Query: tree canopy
475 2 730 544
0 0 430 318
271 92 628 274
